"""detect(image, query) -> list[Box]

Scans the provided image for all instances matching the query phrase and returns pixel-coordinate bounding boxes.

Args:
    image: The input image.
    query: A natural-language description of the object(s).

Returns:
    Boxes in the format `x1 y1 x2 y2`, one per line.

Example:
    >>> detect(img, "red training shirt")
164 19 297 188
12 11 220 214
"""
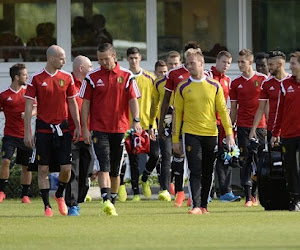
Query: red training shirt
164 64 189 92
273 76 300 138
0 86 28 138
259 74 291 131
79 63 140 133
230 72 267 128
25 68 76 126
68 73 90 141
205 66 231 126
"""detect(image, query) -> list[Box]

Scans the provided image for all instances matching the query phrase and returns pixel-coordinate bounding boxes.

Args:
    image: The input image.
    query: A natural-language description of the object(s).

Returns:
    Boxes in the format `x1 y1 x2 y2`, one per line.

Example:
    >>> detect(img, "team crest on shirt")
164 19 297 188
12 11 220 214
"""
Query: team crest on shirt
58 79 65 87
117 76 124 84
254 80 260 88
224 80 228 86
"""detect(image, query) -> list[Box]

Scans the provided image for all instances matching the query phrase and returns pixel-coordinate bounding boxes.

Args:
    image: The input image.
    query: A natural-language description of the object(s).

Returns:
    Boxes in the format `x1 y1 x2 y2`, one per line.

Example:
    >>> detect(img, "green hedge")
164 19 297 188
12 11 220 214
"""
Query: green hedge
6 165 40 198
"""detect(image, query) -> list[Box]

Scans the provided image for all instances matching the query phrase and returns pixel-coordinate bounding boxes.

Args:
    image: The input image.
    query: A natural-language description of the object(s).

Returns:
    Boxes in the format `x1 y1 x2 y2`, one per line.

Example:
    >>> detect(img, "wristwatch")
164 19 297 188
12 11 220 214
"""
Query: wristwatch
133 117 140 123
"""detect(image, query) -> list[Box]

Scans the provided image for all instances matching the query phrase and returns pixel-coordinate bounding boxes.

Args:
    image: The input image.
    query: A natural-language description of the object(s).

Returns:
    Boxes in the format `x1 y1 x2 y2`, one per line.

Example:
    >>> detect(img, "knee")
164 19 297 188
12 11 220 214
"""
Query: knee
60 165 71 176
1 158 11 169
38 166 49 178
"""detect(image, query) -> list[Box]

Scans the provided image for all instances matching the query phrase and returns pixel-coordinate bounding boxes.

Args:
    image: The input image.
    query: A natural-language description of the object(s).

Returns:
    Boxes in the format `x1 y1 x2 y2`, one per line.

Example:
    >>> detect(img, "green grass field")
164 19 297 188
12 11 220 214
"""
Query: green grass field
1 198 300 250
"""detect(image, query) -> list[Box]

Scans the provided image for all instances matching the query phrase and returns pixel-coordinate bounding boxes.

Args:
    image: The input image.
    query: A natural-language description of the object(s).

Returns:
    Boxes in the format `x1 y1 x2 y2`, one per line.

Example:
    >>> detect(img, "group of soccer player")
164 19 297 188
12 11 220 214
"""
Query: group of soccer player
0 41 299 216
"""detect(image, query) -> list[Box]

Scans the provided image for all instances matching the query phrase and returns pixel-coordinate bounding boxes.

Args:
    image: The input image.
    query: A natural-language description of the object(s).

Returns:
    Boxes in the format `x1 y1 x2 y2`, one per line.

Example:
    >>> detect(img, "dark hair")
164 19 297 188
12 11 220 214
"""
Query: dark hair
97 43 115 54
184 41 200 52
290 51 300 64
9 63 26 81
255 52 269 61
268 51 286 60
127 47 140 56
155 60 167 71
217 50 232 60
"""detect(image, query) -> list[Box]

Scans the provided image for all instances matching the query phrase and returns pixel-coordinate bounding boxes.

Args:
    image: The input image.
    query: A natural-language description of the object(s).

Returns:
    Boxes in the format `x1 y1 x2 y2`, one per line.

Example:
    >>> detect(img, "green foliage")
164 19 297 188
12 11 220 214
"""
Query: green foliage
6 165 39 198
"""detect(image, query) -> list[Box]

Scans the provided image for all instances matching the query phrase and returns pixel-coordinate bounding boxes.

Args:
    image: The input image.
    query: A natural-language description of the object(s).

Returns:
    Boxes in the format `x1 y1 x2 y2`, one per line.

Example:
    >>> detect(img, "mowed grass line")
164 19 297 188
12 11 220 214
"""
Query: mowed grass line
1 198 300 250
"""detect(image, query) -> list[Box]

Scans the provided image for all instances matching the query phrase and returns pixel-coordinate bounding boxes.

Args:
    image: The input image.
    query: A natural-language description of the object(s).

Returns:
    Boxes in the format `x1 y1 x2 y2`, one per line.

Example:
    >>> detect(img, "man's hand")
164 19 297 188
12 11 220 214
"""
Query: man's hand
225 134 235 149
173 143 183 155
83 127 91 145
73 126 81 143
24 134 34 149
271 136 280 147
132 122 142 134
149 128 156 141
249 128 257 139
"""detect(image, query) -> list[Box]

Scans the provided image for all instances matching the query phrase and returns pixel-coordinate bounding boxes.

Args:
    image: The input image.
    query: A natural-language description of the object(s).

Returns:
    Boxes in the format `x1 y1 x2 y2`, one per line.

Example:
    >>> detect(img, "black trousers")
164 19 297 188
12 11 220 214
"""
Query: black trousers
282 136 300 196
158 135 172 191
237 127 265 187
216 126 232 195
184 133 217 208
65 141 93 207
129 137 160 195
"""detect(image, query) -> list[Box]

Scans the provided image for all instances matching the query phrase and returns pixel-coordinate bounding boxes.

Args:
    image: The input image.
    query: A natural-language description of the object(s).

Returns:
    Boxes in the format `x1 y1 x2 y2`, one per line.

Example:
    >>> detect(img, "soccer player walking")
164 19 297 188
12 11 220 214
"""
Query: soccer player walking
173 48 234 214
158 41 200 207
272 51 300 211
126 47 159 201
205 51 241 202
250 51 291 142
229 49 267 207
80 43 141 216
65 55 94 216
24 45 81 217
0 64 36 203
149 51 181 202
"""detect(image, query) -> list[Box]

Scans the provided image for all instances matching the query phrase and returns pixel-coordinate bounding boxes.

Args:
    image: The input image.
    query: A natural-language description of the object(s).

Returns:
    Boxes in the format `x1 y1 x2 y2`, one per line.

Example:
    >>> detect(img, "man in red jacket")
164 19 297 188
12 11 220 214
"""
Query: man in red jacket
205 51 241 202
272 51 300 211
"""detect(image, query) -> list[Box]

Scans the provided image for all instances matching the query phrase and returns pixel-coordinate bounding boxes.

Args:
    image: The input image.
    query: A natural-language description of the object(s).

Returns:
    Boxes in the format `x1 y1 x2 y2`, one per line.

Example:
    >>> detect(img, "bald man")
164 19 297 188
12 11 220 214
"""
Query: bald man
24 45 81 217
65 56 93 216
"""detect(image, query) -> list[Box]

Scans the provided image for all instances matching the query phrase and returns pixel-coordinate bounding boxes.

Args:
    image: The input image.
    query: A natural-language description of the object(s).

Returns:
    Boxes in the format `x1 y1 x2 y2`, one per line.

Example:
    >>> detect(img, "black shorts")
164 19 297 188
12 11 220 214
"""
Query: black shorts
1 135 32 166
92 131 124 177
35 131 72 166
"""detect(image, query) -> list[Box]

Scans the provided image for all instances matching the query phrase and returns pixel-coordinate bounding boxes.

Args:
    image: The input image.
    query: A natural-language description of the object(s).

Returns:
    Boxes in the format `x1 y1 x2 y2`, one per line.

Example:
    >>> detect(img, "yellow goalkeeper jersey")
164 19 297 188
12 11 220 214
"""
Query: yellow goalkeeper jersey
172 76 232 143
131 69 155 130
149 75 174 126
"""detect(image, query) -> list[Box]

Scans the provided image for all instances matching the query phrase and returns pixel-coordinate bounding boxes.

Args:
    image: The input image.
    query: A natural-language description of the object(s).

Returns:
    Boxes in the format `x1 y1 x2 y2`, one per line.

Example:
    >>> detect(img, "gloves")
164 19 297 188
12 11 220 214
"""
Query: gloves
164 114 172 126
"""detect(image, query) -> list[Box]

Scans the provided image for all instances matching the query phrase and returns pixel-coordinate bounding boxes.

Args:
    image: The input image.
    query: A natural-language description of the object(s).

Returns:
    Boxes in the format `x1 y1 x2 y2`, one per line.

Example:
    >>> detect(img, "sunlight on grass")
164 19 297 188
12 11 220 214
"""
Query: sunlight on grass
0 198 300 249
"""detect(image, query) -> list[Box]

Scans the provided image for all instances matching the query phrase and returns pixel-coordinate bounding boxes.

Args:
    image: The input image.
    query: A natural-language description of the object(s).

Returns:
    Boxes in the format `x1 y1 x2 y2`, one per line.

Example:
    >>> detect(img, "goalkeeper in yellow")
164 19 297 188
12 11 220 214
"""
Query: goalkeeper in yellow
172 48 235 215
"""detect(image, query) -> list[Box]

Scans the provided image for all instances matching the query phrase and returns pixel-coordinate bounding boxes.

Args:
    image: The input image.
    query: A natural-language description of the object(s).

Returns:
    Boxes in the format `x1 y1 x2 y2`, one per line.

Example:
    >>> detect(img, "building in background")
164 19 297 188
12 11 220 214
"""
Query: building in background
0 0 298 85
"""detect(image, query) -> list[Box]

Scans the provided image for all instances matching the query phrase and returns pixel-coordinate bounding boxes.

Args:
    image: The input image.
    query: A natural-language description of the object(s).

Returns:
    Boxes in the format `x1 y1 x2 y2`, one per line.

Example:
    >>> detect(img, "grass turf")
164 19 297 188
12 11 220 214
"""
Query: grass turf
1 198 300 249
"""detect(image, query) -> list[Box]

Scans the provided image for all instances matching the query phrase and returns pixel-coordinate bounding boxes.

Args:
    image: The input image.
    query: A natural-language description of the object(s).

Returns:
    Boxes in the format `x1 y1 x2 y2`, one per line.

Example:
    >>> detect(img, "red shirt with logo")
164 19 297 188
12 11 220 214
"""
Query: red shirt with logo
0 86 27 138
25 69 76 125
273 76 300 138
259 74 291 131
164 65 189 92
205 66 230 126
230 72 267 128
68 73 89 141
79 63 140 133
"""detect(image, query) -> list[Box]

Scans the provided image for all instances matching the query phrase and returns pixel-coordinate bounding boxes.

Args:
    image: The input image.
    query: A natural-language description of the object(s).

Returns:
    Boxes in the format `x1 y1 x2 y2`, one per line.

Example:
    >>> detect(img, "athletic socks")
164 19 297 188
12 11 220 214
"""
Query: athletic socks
55 181 67 198
244 185 251 201
101 187 111 202
21 184 30 197
172 156 184 193
120 161 126 186
0 179 8 192
40 189 51 209
251 181 257 197
111 193 117 204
